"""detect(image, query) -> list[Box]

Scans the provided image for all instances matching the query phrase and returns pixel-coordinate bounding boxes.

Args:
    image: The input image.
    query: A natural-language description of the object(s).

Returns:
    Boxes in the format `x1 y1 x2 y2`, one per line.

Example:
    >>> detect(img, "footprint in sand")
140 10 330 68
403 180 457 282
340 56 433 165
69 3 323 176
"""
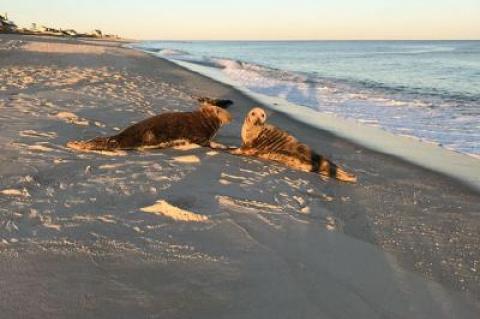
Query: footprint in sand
19 130 57 139
171 155 200 164
55 111 89 126
0 189 30 197
219 173 255 185
98 163 126 170
325 216 344 232
217 195 287 229
206 151 219 156
217 195 282 212
72 214 117 224
219 179 232 185
28 144 55 152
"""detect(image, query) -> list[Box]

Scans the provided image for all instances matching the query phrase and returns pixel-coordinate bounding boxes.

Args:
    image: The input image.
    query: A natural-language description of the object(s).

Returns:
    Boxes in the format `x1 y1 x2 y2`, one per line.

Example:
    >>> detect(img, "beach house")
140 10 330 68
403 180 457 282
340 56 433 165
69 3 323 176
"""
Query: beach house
0 13 17 32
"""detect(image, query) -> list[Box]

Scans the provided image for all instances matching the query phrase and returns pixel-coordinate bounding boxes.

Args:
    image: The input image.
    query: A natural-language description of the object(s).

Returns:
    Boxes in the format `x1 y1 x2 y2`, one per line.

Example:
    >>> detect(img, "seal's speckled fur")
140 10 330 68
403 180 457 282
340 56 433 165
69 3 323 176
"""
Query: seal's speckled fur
67 98 233 151
233 107 357 183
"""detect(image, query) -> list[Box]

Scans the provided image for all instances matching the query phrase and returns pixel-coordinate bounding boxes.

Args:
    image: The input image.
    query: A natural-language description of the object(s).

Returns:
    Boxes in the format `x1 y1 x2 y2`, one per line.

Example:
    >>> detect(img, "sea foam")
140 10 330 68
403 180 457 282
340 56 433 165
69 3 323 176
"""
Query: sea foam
134 41 480 159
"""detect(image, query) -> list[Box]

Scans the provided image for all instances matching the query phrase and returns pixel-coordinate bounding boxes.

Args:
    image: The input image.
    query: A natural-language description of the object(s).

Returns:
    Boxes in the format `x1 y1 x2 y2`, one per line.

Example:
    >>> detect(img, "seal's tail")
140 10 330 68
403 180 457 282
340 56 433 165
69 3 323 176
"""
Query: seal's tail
312 153 357 183
66 136 118 151
333 166 357 183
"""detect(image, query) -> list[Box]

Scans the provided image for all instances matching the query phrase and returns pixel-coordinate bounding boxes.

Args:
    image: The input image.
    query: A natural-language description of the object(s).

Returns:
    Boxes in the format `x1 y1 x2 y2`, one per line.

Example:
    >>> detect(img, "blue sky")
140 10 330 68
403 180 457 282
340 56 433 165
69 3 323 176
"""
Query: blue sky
3 0 480 40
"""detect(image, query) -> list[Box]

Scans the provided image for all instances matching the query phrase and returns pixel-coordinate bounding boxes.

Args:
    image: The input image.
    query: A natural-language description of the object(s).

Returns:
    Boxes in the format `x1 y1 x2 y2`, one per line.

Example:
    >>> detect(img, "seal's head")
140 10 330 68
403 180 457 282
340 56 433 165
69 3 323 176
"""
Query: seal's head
199 104 232 125
246 107 267 126
240 107 267 145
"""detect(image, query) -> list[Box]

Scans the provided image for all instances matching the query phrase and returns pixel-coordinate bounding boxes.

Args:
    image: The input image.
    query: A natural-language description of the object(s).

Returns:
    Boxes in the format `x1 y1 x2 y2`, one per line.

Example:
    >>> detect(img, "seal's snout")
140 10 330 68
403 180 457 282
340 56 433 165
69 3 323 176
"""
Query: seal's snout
218 108 232 124
224 110 233 123
248 107 267 125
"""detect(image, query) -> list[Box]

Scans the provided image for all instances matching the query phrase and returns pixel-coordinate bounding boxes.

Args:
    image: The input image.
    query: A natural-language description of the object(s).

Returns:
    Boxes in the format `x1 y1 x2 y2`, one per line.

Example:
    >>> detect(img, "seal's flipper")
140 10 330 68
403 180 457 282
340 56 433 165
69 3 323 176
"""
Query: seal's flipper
311 153 357 183
332 166 357 183
229 147 258 156
198 97 234 109
208 141 228 150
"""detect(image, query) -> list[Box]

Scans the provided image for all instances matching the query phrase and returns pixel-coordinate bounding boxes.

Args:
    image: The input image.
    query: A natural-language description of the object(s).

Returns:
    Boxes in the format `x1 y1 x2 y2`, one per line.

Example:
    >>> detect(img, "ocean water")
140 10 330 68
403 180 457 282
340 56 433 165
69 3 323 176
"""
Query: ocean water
135 41 480 158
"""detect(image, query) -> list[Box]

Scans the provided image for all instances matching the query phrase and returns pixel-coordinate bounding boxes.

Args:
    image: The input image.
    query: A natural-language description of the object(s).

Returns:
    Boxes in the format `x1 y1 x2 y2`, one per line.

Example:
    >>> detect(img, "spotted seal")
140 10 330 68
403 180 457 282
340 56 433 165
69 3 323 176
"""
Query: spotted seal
232 107 357 183
66 98 233 152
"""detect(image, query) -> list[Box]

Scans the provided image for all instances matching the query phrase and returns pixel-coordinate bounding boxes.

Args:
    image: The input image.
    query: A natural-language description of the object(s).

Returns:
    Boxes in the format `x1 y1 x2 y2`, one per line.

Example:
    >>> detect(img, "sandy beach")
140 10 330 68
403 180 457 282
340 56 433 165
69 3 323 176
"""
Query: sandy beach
1 34 480 318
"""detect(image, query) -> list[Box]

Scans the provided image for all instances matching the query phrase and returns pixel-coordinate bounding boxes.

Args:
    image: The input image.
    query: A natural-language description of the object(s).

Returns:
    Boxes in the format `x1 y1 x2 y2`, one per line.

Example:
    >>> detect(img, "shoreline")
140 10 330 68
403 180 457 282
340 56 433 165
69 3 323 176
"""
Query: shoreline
132 40 480 161
138 51 480 192
1 34 479 318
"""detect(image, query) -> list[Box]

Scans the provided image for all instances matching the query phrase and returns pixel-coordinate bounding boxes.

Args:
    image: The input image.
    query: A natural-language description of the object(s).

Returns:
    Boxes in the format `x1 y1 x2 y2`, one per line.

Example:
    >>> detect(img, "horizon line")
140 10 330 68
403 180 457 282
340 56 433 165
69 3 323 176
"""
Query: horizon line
139 38 480 42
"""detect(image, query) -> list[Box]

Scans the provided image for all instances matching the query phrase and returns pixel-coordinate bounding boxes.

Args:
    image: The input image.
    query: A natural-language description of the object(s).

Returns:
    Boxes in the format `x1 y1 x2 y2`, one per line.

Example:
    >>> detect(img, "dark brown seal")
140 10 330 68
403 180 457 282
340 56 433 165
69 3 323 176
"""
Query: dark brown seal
232 107 357 183
67 98 233 152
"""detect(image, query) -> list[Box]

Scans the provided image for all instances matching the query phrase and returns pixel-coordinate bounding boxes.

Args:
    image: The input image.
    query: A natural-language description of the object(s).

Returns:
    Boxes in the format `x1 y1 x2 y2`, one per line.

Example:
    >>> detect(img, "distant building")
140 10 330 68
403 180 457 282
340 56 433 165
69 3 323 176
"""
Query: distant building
104 34 120 39
1 14 118 38
62 29 79 36
0 13 17 32
36 25 62 35
91 29 103 37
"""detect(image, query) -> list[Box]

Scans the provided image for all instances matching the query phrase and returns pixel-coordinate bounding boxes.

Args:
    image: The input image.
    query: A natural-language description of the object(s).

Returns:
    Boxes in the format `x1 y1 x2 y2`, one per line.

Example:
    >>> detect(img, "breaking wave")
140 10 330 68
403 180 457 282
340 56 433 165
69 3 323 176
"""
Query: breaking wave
134 42 480 157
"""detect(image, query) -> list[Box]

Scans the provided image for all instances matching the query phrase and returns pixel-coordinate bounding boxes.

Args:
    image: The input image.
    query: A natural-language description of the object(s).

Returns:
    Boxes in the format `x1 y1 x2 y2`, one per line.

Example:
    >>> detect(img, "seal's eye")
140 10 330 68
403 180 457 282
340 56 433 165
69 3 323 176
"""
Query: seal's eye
107 138 119 149
261 113 265 118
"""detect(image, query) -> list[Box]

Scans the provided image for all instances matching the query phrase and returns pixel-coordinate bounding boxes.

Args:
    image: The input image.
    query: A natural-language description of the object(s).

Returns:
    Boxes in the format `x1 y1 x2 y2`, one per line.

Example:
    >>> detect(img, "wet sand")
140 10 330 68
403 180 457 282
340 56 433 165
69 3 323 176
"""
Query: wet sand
0 34 479 318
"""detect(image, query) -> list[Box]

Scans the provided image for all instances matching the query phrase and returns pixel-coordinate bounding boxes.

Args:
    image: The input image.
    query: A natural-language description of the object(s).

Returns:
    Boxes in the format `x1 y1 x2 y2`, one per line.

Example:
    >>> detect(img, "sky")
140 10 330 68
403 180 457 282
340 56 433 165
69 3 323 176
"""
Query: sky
2 0 480 40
